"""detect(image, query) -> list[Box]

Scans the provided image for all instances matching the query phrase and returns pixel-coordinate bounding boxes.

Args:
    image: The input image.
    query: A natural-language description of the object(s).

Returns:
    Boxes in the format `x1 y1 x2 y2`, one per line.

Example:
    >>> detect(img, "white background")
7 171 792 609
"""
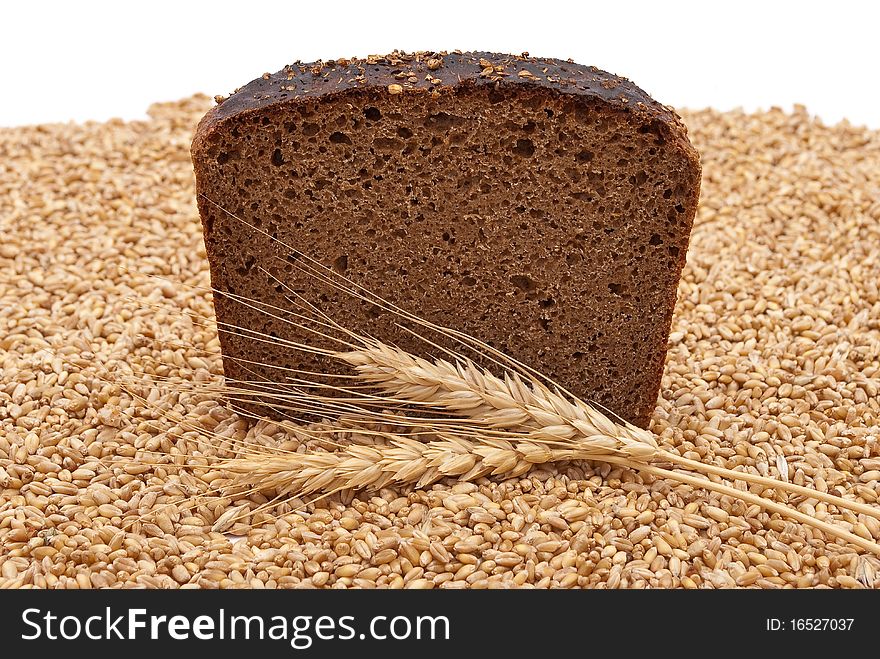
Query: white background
2 0 878 128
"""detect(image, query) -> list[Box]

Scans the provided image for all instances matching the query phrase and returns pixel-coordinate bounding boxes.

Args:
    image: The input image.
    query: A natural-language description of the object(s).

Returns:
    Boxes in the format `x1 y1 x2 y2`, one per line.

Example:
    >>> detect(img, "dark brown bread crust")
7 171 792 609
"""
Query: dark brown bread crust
194 51 695 163
192 51 701 428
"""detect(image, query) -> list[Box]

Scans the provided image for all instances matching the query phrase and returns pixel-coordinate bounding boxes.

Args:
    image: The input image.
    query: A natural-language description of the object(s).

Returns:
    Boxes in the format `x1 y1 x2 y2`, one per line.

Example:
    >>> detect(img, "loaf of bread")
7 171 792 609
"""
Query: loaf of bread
191 51 701 427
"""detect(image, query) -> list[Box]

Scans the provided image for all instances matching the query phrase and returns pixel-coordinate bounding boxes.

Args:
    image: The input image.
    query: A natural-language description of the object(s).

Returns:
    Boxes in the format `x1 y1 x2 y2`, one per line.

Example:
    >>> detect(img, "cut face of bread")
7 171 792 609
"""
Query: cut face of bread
192 52 701 427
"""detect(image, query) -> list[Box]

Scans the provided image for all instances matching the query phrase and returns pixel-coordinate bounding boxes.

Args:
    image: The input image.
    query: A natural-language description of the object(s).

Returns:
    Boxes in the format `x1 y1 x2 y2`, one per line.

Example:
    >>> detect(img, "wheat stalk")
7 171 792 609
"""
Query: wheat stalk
218 425 880 557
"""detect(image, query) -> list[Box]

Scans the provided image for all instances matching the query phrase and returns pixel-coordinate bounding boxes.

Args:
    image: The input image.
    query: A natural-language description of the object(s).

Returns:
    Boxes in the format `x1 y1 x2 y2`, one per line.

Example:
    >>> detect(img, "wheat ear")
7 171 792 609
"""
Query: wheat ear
218 428 880 557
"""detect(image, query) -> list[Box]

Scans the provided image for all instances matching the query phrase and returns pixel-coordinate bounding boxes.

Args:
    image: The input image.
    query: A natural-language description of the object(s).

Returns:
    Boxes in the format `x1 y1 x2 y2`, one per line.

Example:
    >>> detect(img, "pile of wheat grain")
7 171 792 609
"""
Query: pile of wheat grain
0 98 878 588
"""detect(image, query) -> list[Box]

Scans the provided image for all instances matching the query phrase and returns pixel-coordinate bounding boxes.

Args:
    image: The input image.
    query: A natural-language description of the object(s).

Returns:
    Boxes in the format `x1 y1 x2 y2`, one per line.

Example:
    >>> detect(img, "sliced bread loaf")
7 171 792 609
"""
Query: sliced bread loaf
191 51 701 427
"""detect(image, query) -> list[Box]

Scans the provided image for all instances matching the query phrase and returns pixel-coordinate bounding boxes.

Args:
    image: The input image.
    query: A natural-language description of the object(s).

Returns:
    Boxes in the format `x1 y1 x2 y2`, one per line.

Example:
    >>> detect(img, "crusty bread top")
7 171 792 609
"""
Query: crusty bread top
193 50 696 161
